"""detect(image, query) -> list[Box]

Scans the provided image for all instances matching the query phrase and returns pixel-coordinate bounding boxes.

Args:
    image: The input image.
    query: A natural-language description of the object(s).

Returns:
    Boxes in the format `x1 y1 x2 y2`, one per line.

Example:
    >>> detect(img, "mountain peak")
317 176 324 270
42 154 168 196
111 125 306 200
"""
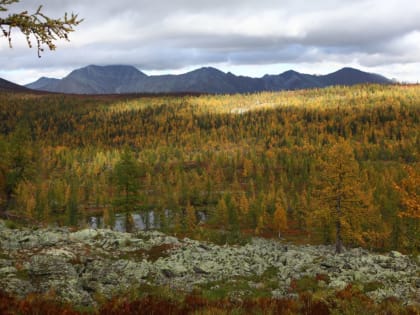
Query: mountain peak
282 70 301 75
191 67 225 75
25 66 392 94
71 64 146 77
335 67 365 74
322 67 390 86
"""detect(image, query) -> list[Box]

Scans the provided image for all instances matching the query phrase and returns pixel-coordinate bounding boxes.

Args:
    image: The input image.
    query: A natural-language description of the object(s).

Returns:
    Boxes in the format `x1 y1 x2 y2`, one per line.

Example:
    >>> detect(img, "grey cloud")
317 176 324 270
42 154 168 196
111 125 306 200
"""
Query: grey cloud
1 0 420 82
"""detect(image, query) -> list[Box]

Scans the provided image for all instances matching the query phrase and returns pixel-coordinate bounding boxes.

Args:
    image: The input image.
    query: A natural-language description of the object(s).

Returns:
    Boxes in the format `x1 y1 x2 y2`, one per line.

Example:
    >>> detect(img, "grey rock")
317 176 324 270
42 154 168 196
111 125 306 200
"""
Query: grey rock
0 277 35 297
193 266 210 275
0 266 17 275
27 254 77 278
390 251 404 258
0 220 419 307
70 229 99 241
329 279 347 289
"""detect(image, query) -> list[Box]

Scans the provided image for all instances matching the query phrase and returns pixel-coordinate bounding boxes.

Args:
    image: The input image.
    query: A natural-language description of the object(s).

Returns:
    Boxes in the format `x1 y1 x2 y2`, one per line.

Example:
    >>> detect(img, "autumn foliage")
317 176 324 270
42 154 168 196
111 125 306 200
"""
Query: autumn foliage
0 84 419 253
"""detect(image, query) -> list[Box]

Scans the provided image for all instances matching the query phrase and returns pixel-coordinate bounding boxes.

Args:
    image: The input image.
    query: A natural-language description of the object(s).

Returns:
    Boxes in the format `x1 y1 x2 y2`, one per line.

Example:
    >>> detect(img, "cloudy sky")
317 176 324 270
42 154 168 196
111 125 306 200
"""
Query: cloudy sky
1 0 420 84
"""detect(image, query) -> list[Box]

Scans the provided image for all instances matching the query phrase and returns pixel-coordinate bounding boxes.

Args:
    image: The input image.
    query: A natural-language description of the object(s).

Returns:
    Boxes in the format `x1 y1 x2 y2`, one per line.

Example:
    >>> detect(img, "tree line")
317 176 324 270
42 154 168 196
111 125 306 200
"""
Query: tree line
0 84 418 253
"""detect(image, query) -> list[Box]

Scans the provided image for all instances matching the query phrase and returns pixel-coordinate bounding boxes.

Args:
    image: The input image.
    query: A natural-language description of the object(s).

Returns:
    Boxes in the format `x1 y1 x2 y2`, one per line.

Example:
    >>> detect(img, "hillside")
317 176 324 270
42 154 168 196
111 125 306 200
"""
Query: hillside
0 78 31 92
25 65 392 94
0 85 418 312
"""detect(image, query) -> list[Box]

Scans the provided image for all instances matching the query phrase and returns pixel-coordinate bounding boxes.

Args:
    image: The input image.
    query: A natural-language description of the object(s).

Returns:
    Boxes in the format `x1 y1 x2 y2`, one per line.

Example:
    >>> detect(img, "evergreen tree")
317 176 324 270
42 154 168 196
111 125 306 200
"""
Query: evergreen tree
111 148 142 213
66 178 79 226
5 124 37 210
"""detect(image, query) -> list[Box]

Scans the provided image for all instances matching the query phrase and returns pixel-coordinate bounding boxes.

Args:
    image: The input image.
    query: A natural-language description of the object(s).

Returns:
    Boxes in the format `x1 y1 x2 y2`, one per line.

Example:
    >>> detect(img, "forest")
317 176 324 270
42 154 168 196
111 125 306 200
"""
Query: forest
0 84 419 254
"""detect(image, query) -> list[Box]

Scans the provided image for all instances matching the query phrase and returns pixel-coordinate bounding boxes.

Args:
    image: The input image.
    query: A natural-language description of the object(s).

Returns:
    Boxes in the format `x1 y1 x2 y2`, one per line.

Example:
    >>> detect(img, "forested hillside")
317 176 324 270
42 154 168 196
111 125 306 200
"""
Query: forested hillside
0 84 419 253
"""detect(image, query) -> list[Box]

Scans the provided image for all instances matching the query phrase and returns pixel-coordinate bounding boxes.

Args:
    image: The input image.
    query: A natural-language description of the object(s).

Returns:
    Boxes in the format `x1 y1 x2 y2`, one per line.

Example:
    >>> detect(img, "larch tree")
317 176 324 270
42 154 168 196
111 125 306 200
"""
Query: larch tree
393 165 420 251
312 138 371 254
273 199 288 238
394 165 420 220
0 0 82 57
185 200 197 232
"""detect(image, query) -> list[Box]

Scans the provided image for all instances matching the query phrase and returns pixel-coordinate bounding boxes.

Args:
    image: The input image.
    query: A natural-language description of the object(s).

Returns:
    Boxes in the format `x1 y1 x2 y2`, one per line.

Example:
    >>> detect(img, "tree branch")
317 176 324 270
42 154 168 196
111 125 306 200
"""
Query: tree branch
0 0 82 57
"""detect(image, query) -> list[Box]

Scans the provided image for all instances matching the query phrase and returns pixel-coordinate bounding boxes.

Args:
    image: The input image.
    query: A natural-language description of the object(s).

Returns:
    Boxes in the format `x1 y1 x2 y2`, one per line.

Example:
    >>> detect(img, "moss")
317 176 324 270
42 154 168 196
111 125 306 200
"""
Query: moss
119 243 175 262
291 276 320 293
15 269 30 281
197 274 279 301
362 281 384 293
0 252 10 260
4 220 20 230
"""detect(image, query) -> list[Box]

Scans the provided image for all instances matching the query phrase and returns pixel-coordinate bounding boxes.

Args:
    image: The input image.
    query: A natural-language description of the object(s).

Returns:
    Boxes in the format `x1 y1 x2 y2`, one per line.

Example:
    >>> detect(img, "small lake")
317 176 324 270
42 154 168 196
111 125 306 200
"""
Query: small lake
87 210 206 233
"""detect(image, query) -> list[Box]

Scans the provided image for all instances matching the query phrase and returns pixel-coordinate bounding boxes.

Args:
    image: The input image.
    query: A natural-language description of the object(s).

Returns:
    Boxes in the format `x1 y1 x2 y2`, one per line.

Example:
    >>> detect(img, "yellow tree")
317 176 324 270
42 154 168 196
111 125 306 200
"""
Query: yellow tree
214 196 228 229
237 193 249 227
273 199 288 238
312 138 372 253
394 165 420 219
393 165 420 251
185 200 197 232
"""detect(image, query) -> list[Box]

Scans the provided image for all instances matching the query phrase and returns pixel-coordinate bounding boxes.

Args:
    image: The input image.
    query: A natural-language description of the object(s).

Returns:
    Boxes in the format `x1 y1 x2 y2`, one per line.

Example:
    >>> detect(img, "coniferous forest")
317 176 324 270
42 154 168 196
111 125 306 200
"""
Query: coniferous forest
0 85 420 314
0 84 418 254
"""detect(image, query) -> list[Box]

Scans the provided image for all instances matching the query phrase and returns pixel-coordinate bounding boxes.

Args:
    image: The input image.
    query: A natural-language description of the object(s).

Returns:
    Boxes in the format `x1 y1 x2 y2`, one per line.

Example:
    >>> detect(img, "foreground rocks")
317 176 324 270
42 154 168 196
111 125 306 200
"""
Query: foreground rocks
0 220 418 307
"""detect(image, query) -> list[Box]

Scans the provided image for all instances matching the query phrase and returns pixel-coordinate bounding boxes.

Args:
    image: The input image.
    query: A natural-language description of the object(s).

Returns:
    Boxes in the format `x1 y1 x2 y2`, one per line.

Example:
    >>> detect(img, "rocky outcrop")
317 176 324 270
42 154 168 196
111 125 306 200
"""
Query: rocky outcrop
0 221 418 307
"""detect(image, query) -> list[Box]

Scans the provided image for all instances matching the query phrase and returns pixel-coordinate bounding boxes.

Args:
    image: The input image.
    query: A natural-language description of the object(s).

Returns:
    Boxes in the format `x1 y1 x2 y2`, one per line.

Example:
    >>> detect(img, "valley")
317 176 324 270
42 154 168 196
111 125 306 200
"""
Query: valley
0 84 419 313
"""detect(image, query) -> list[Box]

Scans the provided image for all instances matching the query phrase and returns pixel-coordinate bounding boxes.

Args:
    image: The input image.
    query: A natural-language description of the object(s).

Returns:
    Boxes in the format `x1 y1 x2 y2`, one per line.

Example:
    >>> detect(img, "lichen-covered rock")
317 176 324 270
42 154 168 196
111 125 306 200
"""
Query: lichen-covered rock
26 254 77 278
70 228 99 242
0 219 418 307
0 277 35 297
0 266 17 275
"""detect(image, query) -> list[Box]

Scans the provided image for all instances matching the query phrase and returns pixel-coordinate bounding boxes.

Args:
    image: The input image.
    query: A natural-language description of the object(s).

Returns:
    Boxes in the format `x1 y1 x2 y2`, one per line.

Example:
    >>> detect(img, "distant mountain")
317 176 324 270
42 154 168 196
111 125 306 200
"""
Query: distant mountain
28 65 147 94
0 78 31 92
25 77 61 91
262 70 324 90
26 65 392 95
319 67 391 86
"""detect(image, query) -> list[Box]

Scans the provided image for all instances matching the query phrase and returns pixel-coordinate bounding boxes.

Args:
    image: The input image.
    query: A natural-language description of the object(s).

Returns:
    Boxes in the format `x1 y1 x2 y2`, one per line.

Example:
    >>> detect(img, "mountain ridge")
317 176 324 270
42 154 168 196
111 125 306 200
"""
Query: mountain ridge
25 65 392 94
0 77 32 92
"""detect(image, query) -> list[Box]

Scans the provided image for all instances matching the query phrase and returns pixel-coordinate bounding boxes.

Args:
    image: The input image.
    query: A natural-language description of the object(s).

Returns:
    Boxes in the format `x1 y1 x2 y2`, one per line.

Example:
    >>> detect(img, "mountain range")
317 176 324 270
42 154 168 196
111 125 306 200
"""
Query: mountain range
5 65 393 95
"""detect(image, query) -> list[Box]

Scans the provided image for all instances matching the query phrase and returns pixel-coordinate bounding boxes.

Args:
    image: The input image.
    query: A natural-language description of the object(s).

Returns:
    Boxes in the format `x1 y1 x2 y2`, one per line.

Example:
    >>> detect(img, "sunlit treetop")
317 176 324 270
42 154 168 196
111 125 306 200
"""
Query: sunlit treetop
0 0 82 57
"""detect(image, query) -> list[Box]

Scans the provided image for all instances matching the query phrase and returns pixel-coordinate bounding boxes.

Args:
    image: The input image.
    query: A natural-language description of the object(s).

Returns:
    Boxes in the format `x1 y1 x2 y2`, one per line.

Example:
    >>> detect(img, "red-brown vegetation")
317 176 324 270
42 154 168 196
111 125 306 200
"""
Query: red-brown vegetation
0 288 418 315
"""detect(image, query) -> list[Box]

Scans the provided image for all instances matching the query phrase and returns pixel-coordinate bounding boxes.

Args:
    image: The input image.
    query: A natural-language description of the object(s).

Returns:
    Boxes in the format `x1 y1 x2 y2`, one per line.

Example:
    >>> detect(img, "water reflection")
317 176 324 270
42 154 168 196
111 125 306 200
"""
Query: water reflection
87 210 206 232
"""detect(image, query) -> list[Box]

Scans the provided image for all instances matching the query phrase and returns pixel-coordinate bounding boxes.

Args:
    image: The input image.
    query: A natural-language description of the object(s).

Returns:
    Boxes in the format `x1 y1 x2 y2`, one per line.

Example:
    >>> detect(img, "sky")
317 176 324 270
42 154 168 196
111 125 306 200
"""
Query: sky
1 0 420 85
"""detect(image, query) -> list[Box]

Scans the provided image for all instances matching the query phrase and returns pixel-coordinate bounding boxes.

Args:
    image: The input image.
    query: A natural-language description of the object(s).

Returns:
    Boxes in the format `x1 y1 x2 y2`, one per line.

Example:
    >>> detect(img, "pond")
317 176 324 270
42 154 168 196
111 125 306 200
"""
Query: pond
87 209 206 233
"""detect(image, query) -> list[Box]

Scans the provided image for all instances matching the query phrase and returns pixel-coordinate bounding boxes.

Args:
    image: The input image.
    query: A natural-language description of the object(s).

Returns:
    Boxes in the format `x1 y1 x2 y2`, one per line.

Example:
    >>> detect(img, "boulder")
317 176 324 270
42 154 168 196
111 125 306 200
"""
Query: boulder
70 229 99 241
0 277 35 297
27 254 77 278
40 248 76 260
329 279 347 290
193 261 219 275
0 266 17 275
390 251 404 258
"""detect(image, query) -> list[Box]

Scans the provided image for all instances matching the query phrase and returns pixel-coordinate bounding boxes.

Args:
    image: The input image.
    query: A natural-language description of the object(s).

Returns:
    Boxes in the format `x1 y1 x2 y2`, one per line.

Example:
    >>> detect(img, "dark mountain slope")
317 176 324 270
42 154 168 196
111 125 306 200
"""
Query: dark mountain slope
319 67 390 86
26 65 392 94
0 78 31 92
